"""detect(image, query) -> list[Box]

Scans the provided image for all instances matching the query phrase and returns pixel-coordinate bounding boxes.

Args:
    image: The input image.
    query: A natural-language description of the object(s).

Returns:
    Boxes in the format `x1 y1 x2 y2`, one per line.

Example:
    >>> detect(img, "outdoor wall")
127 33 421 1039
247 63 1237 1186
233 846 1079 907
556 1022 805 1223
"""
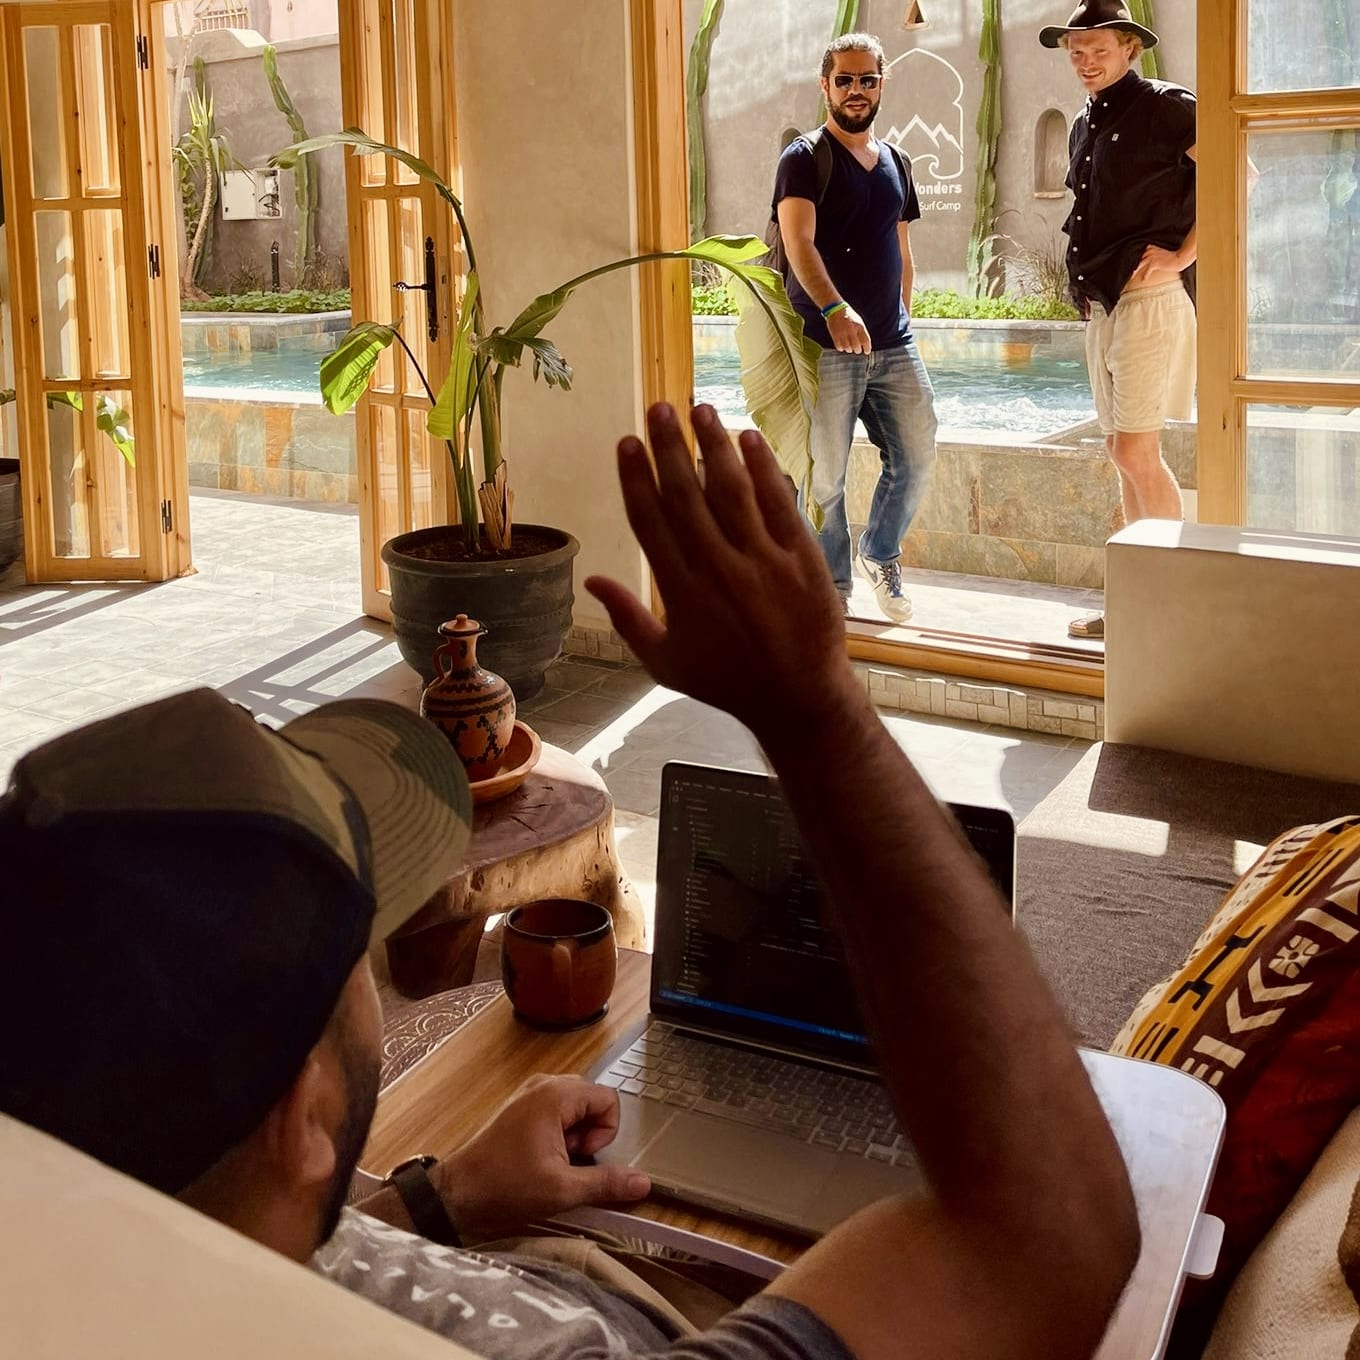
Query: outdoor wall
168 31 346 293
453 0 647 633
685 0 1196 291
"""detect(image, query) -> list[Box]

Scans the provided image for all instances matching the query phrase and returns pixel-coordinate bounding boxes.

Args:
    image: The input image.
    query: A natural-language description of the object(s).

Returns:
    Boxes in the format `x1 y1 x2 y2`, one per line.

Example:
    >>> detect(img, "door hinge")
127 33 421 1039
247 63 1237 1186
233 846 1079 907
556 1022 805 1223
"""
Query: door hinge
161 500 173 534
148 244 161 279
136 34 150 70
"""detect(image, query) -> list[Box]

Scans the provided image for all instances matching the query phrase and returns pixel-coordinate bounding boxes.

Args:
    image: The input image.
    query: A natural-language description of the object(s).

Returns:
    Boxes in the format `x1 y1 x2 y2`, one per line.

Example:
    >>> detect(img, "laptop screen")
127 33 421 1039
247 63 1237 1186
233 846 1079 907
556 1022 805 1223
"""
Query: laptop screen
651 762 1016 1067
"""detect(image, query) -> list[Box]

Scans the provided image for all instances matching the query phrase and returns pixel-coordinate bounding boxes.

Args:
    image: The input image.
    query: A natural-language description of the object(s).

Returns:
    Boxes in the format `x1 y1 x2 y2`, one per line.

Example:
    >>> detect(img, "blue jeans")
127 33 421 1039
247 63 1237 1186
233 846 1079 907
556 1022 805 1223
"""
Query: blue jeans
807 343 937 596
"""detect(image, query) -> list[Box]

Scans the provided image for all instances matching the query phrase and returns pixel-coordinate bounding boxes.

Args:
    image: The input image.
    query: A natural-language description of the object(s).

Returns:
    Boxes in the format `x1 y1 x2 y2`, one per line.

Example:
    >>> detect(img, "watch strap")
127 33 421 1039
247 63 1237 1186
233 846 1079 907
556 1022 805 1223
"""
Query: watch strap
384 1156 462 1247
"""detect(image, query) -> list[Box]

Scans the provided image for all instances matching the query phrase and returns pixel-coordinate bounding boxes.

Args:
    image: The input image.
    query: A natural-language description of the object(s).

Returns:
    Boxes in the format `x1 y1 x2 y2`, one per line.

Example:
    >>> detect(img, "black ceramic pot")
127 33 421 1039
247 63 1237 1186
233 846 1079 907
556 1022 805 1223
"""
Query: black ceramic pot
0 459 21 574
381 523 579 701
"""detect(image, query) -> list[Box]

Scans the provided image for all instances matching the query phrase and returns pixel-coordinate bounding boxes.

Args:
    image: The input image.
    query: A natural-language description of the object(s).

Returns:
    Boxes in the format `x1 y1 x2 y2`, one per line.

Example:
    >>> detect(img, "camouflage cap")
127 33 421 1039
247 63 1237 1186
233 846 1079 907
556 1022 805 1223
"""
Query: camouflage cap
0 688 472 1193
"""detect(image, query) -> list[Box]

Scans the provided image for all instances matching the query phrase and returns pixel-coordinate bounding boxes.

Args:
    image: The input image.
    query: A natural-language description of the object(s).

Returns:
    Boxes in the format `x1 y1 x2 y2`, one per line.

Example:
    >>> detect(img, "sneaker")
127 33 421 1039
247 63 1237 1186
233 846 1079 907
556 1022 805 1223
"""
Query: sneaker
840 594 852 617
855 554 913 623
1068 613 1105 640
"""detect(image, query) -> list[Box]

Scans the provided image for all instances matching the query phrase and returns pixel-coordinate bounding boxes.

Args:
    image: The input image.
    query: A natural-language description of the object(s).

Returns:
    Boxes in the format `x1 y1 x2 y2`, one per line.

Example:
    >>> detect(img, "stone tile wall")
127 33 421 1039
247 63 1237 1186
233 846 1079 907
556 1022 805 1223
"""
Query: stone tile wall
845 419 1197 589
180 311 351 355
186 397 357 503
562 622 1104 741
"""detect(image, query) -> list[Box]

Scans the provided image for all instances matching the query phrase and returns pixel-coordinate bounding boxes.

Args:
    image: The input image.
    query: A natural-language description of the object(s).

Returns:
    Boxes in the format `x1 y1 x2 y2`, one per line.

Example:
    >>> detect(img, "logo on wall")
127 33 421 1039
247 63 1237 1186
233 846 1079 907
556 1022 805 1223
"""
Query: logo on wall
881 49 966 213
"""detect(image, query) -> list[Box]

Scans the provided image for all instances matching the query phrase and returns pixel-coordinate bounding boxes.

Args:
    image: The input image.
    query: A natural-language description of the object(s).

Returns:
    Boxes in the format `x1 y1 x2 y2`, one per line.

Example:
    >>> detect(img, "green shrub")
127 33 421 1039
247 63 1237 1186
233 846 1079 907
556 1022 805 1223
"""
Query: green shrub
692 284 736 316
688 283 1078 322
182 288 351 315
910 288 1079 321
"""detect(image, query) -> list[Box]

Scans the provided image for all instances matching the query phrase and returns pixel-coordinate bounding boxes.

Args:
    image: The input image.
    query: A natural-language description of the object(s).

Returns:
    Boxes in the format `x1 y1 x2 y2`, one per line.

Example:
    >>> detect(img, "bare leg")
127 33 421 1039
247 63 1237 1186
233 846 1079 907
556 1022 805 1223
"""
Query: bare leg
1107 435 1140 524
1110 429 1183 522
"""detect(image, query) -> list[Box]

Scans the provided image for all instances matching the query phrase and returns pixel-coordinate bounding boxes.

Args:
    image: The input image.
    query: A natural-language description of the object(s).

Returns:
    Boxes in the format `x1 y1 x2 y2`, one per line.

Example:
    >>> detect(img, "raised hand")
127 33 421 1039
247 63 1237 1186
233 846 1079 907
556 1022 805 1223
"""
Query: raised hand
586 404 864 743
434 1074 649 1241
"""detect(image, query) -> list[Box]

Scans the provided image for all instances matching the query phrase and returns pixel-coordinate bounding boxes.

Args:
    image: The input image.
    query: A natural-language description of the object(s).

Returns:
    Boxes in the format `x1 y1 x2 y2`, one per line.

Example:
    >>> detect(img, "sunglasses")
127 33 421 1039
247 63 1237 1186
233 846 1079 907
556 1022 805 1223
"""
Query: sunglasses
832 73 882 90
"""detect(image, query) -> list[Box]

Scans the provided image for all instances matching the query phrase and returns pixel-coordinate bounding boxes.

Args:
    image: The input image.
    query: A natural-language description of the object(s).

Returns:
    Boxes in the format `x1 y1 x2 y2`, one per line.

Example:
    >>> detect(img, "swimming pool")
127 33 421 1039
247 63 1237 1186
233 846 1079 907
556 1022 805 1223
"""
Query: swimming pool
693 321 1096 439
179 314 1097 438
182 344 335 399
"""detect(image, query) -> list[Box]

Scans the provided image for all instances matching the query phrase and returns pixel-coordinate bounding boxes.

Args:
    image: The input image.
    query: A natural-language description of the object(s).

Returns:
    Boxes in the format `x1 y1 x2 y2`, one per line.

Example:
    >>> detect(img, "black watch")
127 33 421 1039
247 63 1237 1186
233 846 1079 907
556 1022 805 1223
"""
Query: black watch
383 1155 462 1246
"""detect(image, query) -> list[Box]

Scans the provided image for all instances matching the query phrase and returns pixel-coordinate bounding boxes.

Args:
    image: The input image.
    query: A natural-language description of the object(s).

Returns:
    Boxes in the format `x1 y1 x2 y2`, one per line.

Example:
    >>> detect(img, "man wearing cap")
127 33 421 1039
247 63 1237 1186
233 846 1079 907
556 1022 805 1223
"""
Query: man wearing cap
773 31 938 625
1 406 1139 1360
1041 1 1197 640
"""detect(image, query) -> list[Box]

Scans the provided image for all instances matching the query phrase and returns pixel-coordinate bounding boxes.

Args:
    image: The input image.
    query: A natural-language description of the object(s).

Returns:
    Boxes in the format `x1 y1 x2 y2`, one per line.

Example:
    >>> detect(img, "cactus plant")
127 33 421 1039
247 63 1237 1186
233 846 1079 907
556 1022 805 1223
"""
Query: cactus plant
1125 0 1163 79
686 0 725 242
262 46 317 285
965 0 1003 297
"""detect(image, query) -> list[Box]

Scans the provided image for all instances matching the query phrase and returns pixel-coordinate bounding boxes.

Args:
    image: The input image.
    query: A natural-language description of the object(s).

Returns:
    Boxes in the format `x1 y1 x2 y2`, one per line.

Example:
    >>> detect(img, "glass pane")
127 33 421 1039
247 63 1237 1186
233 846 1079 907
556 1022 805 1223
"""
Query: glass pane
1247 0 1358 94
23 27 69 199
1246 129 1360 380
358 2 388 186
1247 403 1360 533
73 25 120 195
45 390 91 558
89 389 139 557
392 0 419 183
397 197 429 390
35 212 80 381
407 407 433 531
363 200 395 389
374 402 401 566
85 211 130 378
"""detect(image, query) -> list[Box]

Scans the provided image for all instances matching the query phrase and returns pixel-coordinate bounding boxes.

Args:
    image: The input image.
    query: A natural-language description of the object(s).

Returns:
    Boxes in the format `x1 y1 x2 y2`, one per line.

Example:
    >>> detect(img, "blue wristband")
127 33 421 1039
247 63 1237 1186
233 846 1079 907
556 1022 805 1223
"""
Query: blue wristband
820 299 848 318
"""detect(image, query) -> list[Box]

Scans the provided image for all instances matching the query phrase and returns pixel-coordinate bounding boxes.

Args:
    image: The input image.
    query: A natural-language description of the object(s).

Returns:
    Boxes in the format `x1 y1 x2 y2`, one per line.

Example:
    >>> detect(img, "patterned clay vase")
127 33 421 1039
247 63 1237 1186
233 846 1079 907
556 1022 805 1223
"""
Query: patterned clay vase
420 614 517 781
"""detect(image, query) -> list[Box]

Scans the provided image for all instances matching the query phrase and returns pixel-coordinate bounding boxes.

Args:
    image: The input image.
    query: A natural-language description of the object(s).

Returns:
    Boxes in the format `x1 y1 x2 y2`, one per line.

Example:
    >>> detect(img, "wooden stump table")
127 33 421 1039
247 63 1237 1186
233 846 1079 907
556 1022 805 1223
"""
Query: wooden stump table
381 742 646 997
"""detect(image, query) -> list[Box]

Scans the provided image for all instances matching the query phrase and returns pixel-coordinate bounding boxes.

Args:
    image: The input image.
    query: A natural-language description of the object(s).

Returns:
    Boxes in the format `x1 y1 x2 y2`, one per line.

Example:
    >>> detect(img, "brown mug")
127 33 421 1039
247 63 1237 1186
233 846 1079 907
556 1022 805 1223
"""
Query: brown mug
501 899 617 1029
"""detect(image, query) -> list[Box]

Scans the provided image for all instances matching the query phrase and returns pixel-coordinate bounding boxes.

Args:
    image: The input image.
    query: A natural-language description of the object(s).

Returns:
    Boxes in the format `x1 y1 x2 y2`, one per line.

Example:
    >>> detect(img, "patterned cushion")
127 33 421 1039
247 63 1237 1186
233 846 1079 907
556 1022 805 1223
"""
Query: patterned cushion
1111 816 1360 1348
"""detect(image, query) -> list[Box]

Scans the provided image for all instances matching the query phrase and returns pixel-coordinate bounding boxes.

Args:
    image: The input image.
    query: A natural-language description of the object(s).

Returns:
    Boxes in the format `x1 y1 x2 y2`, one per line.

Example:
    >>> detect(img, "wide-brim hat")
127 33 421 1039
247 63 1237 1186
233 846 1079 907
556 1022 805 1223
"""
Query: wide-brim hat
1040 1 1159 49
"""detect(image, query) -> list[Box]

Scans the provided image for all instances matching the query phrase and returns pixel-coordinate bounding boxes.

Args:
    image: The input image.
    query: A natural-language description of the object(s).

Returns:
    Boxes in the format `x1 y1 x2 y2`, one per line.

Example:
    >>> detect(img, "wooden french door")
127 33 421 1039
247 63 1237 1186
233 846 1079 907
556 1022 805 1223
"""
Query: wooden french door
1197 0 1360 528
0 0 188 581
338 0 459 620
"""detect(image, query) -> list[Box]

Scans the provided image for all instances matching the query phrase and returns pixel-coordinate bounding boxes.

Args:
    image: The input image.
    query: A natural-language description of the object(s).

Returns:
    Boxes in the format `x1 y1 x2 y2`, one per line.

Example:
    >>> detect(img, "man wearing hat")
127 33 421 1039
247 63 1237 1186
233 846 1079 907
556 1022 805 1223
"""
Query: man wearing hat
0 406 1139 1360
1041 2 1197 640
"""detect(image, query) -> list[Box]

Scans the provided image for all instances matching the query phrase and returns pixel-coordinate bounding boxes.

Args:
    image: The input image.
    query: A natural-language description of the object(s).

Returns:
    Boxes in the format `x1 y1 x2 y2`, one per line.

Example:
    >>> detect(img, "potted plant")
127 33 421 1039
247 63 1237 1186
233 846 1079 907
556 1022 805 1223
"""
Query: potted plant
274 130 820 698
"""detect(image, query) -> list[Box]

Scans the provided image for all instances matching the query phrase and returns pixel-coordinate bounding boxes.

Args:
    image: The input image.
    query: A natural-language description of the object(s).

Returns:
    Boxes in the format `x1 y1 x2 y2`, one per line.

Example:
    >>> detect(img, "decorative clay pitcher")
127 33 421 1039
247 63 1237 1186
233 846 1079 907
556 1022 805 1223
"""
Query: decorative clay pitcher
419 614 517 782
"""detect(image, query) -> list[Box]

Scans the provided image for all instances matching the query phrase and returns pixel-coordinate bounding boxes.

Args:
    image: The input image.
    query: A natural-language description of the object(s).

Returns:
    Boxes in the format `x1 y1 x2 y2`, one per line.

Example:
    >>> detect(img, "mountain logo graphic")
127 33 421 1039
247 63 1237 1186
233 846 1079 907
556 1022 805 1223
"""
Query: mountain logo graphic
882 48 966 181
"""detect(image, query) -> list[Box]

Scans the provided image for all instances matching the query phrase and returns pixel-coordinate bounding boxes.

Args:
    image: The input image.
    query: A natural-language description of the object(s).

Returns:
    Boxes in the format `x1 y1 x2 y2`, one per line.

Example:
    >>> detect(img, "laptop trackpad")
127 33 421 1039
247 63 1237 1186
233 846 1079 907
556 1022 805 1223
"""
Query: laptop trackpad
639 1113 828 1222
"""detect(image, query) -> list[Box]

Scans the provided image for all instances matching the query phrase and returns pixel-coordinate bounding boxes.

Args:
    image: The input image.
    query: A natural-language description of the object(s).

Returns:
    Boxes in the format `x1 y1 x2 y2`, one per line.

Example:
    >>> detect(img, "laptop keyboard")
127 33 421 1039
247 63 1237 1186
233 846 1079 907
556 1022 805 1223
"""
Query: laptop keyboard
598 1023 915 1168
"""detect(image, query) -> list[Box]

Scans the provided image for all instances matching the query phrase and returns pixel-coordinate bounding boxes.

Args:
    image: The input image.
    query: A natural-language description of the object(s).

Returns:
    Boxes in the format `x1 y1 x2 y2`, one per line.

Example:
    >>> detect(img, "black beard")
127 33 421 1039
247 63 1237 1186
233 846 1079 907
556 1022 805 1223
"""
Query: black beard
315 1023 381 1249
829 96 878 134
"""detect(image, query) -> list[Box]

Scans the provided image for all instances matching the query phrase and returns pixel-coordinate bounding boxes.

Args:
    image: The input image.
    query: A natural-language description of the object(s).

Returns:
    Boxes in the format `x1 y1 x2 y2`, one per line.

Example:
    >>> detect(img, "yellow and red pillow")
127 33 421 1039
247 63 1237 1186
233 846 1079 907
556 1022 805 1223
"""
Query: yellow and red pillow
1111 816 1360 1339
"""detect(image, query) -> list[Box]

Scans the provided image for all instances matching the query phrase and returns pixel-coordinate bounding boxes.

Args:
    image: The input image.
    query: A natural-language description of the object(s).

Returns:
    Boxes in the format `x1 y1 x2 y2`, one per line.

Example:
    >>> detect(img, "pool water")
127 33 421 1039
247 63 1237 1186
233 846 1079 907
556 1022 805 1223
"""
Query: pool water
694 342 1095 438
182 344 335 398
182 330 1096 438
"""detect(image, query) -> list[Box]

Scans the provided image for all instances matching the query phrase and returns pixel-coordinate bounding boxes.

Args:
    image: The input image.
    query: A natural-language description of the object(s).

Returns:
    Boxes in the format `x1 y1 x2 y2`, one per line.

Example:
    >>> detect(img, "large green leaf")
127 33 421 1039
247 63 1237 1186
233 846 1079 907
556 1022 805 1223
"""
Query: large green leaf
717 255 823 522
491 235 818 511
273 128 462 217
428 272 482 442
319 321 396 415
686 0 725 241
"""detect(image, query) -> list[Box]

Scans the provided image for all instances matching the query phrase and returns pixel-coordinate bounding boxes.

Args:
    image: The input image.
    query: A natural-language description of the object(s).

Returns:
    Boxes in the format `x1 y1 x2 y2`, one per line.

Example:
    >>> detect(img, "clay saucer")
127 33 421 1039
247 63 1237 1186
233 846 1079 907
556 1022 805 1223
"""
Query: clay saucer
468 720 542 805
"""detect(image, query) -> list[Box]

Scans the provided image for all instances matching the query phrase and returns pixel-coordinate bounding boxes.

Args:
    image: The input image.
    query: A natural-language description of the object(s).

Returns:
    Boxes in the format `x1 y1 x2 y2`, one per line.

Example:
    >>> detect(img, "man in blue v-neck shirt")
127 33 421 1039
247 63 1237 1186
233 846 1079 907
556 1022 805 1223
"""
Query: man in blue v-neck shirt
773 33 938 624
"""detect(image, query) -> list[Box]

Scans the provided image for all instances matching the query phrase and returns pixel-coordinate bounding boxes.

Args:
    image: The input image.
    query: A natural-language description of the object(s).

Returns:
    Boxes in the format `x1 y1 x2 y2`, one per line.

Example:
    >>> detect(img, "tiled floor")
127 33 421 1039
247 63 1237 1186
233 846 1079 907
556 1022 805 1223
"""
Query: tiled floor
1 490 1092 926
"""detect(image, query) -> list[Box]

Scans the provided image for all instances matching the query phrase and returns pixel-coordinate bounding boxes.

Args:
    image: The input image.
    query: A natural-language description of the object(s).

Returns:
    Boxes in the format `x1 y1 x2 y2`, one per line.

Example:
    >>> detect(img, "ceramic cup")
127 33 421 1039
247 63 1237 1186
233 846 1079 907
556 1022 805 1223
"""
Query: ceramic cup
501 899 617 1029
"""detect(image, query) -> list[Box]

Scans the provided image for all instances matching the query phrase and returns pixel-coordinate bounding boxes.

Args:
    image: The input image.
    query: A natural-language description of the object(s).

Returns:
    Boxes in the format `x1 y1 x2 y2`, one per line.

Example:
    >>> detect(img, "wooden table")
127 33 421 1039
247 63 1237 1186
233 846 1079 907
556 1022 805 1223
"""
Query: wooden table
364 951 1225 1360
382 743 647 997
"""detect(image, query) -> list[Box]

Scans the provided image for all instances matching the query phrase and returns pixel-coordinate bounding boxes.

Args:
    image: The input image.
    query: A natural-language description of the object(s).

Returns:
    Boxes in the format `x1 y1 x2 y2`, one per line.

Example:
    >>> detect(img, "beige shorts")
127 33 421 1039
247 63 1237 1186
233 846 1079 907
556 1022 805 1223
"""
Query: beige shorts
1085 281 1197 435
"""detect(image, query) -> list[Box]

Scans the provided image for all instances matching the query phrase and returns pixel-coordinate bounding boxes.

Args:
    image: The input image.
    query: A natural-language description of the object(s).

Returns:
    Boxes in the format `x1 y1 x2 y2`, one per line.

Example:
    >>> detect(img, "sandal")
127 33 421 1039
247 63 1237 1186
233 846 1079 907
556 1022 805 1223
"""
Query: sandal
1068 613 1105 640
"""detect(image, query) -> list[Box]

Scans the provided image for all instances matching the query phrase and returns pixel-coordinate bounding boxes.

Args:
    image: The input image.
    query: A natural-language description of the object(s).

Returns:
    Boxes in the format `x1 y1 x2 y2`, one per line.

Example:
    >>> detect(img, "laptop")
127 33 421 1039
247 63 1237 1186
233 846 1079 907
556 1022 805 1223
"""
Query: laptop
589 761 1017 1239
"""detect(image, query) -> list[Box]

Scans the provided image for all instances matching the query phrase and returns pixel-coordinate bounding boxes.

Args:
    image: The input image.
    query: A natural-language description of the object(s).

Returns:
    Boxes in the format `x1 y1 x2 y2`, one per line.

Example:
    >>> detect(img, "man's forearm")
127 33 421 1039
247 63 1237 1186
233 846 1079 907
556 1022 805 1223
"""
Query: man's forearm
752 692 1134 1264
785 237 841 311
1176 223 1198 270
